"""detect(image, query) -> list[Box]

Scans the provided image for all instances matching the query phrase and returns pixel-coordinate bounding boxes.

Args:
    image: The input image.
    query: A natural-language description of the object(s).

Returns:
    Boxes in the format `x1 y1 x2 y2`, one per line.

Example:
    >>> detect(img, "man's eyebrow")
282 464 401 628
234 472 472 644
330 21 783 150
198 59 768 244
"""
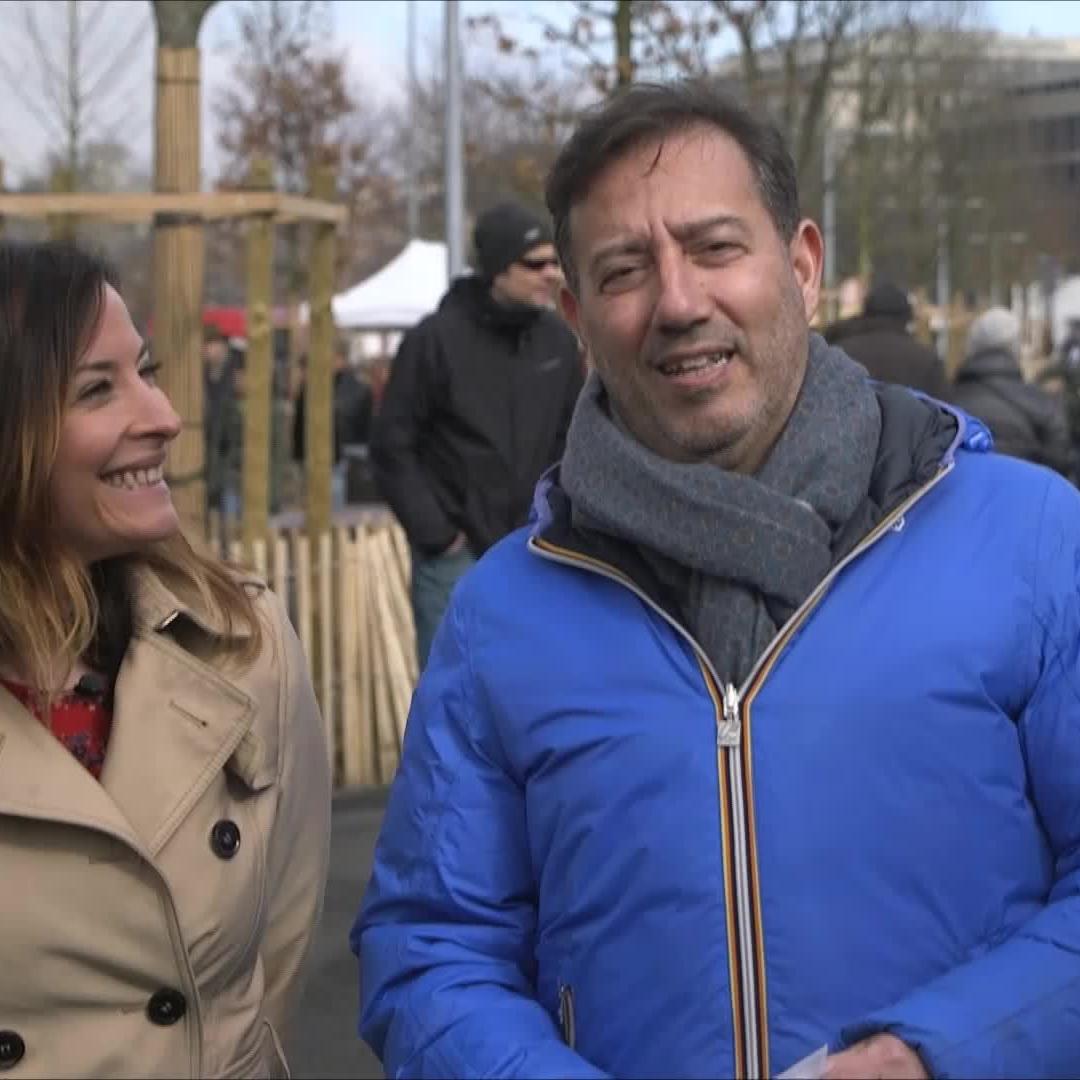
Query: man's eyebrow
669 213 749 242
75 341 149 374
589 214 750 274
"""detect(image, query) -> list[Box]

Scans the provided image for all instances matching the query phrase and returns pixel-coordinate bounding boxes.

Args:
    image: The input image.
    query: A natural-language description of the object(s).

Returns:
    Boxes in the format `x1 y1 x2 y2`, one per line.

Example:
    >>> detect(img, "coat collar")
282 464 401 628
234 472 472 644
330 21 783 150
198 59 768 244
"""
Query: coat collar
0 565 263 856
129 562 262 640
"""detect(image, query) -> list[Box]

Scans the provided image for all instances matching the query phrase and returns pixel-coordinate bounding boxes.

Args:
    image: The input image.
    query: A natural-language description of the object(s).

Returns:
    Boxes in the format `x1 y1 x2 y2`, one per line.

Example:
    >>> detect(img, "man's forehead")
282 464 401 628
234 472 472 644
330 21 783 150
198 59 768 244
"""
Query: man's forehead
571 129 757 237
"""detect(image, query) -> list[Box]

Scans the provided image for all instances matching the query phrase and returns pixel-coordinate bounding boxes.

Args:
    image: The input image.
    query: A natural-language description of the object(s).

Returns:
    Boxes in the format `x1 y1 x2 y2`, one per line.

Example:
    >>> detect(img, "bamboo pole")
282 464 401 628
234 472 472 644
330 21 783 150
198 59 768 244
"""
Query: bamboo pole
305 162 337 545
351 527 377 786
318 529 336 772
273 533 289 603
251 536 268 582
153 44 207 537
337 527 363 786
47 165 77 243
296 532 314 670
242 157 275 549
366 537 401 784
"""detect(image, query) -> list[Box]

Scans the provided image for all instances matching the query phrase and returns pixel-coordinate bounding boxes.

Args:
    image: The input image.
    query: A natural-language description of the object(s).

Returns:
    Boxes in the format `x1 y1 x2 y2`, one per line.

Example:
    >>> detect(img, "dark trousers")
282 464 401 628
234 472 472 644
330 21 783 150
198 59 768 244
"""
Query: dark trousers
410 546 476 670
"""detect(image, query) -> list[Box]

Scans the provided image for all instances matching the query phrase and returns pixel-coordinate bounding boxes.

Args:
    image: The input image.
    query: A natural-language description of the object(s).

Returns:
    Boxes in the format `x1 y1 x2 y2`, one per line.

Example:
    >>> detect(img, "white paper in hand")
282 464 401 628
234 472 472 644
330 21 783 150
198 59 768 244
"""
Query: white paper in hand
776 1043 828 1079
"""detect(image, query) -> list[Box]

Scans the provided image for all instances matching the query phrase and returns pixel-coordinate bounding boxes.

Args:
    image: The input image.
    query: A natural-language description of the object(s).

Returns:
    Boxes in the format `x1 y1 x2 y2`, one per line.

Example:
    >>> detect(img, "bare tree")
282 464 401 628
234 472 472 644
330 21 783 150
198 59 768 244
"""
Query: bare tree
213 0 397 294
0 0 152 187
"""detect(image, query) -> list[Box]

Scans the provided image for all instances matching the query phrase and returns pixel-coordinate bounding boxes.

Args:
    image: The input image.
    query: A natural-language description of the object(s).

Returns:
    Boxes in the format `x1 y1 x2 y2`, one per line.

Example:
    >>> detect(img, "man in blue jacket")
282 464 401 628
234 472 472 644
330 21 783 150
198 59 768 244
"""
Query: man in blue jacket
352 81 1080 1079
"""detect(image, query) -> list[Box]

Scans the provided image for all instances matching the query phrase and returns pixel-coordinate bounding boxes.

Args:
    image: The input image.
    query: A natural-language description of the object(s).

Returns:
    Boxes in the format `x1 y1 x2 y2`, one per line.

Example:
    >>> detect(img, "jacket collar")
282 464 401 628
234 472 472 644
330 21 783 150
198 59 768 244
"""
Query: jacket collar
0 565 263 856
956 347 1023 382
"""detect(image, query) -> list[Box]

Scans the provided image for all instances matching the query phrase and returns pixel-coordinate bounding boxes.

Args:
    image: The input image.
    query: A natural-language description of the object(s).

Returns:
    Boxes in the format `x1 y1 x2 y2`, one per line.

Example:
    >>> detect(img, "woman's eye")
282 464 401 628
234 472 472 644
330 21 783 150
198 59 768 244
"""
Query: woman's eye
139 361 162 385
78 380 111 401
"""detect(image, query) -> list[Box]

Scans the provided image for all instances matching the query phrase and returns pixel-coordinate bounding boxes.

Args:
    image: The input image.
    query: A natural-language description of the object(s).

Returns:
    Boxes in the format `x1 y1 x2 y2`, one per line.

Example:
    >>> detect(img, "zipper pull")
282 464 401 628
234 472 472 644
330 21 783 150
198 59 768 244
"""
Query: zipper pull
558 984 576 1049
718 683 741 747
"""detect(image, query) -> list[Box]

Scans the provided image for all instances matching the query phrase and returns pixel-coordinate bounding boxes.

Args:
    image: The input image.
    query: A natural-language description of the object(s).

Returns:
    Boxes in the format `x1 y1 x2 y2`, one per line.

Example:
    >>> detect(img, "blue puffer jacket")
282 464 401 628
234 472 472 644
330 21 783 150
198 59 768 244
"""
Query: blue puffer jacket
353 390 1080 1079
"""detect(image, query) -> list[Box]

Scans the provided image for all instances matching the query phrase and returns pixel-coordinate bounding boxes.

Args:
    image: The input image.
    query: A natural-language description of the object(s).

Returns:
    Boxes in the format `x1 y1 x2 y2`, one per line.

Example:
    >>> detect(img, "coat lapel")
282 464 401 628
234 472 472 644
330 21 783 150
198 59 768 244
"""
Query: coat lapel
101 630 256 855
0 566 260 857
0 683 143 852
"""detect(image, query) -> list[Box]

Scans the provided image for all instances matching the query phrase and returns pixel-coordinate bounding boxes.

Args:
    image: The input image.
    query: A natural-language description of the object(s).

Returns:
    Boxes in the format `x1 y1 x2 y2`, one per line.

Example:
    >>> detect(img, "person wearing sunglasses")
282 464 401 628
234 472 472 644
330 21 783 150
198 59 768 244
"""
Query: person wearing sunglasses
371 202 585 669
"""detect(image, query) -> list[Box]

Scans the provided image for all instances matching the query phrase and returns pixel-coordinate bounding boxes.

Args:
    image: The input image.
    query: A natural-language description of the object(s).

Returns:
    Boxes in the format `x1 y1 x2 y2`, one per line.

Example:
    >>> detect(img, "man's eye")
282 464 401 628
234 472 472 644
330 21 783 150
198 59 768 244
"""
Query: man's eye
602 267 637 288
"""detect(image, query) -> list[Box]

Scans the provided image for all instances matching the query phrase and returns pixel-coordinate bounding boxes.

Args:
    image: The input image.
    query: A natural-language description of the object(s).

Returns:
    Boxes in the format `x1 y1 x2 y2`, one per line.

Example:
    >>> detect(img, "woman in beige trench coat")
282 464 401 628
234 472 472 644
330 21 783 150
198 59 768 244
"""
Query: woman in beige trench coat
0 242 332 1078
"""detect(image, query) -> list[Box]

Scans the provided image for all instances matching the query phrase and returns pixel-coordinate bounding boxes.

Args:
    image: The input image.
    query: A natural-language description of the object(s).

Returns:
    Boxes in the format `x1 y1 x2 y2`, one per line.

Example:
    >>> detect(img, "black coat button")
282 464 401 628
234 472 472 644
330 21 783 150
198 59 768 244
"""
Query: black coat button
147 988 187 1026
210 819 241 859
0 1031 24 1070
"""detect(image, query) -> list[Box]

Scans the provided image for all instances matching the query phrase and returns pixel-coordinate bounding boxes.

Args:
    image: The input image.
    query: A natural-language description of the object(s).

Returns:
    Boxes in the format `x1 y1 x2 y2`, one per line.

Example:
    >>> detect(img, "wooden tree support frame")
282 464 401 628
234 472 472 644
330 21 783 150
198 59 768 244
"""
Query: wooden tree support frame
0 191 346 226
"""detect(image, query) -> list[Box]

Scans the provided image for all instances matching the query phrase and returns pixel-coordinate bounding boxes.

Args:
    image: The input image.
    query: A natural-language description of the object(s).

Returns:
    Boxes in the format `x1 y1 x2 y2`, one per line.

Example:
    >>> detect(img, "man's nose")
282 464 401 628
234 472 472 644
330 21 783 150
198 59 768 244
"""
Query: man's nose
654 253 711 335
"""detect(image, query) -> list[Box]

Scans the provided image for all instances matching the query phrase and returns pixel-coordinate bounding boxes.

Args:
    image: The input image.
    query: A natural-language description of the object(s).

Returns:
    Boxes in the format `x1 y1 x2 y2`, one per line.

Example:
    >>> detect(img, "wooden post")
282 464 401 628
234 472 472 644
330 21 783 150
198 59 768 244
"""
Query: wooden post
242 157 275 549
305 162 337 544
47 166 77 244
153 38 208 537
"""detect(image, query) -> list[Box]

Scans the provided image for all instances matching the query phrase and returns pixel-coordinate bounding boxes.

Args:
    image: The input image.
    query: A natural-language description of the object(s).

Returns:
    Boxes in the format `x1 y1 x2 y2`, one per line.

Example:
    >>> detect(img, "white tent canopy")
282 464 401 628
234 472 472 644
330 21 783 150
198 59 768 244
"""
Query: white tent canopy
1053 276 1080 347
325 239 452 331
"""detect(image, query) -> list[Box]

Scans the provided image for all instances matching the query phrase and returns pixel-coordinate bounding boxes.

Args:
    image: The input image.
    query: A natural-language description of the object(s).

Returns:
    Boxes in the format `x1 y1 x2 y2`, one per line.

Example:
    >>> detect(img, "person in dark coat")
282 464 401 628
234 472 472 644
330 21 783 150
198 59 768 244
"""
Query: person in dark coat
292 341 375 507
825 281 948 398
371 202 585 668
202 326 236 513
951 306 1072 477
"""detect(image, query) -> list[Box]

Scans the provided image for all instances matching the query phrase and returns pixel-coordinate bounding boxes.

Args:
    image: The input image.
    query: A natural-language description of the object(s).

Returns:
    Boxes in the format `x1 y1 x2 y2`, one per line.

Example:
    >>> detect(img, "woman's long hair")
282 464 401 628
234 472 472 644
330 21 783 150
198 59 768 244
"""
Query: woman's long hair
0 241 262 694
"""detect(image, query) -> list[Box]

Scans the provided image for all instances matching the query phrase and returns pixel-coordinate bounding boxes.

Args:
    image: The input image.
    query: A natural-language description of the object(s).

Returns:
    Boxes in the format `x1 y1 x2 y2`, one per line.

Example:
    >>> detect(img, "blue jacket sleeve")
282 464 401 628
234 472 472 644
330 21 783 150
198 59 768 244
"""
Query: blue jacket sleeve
350 591 610 1079
840 473 1080 1078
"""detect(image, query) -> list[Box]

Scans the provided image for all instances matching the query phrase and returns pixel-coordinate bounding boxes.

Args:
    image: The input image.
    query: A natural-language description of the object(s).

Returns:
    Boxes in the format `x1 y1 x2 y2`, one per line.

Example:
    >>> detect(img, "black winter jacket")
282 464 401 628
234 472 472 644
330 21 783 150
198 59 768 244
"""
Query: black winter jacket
371 277 584 556
825 314 948 399
950 348 1072 476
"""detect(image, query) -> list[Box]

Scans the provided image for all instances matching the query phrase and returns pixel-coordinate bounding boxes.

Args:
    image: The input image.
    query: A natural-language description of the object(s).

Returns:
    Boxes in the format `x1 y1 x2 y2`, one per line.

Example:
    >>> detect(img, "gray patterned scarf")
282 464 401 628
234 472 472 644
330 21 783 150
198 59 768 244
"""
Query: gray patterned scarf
560 334 882 685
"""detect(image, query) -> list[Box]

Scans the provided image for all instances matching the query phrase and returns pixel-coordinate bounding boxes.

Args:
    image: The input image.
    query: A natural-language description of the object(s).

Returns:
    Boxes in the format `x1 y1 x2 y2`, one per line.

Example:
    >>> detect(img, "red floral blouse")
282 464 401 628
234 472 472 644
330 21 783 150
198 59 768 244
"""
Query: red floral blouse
1 678 113 779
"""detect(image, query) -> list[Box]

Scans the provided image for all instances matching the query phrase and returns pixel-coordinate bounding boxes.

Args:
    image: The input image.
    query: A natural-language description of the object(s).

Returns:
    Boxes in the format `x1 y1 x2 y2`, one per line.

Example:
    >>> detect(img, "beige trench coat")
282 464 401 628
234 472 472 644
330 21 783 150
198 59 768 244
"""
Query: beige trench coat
0 569 331 1078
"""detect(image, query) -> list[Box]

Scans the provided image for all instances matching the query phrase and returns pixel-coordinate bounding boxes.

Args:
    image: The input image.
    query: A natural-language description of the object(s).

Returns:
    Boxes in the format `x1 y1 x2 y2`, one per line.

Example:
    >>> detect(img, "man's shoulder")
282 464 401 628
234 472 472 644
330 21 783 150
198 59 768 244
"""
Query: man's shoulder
944 448 1075 532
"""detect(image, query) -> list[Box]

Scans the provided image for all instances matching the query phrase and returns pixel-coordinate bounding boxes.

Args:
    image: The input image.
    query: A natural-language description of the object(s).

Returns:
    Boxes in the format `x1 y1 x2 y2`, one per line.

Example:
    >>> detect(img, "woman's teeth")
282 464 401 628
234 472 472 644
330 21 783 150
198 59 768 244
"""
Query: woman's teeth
661 350 734 376
104 465 164 490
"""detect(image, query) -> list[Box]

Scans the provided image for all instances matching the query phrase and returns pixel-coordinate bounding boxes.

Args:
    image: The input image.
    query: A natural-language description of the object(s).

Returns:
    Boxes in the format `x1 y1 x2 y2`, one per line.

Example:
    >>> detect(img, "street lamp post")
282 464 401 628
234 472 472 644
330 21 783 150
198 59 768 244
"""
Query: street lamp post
444 0 465 279
406 0 419 239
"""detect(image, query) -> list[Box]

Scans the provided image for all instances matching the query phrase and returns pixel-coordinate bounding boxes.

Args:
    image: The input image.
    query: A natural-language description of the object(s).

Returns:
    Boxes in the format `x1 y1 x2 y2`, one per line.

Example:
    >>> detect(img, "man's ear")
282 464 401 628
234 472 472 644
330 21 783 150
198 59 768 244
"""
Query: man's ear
789 219 824 321
558 284 582 340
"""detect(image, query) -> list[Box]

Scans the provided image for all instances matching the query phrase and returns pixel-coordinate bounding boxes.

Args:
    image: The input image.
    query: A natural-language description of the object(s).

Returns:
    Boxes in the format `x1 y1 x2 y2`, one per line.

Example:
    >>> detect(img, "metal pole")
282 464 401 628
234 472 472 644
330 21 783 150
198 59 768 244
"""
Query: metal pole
444 0 465 278
406 0 419 239
936 209 950 360
822 125 836 298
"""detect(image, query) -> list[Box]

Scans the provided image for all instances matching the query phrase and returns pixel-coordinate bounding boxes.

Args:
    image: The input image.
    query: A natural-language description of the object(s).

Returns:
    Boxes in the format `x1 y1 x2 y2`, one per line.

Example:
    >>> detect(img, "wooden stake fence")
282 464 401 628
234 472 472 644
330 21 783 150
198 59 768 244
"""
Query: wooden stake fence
223 513 416 787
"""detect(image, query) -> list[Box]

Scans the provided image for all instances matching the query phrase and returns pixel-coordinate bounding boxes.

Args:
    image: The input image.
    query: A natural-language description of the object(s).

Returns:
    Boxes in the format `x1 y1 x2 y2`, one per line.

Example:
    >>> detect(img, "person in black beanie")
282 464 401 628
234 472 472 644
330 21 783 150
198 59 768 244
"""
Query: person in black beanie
371 202 585 668
825 280 948 398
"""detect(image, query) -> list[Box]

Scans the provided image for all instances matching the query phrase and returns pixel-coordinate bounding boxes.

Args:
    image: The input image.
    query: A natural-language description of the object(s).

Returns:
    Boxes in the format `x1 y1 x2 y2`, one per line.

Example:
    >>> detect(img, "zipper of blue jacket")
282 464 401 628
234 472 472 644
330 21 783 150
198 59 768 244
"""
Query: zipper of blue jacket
528 460 954 1078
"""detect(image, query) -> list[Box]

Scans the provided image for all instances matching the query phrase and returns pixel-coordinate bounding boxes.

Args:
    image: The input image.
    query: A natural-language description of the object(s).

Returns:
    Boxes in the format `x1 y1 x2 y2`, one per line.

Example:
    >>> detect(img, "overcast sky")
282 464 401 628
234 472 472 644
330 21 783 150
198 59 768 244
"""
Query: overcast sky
1 0 1078 188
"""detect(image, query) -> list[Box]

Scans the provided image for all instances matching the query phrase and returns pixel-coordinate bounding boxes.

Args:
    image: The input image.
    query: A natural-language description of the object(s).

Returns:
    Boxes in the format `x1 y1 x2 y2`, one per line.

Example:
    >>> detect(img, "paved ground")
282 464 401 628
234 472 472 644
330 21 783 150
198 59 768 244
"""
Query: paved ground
287 791 387 1079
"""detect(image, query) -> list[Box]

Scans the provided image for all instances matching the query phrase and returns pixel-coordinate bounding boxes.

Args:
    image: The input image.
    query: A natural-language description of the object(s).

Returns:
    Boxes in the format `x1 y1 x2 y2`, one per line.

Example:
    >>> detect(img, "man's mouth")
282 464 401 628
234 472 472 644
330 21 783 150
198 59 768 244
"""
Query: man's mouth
658 349 735 377
102 465 165 490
